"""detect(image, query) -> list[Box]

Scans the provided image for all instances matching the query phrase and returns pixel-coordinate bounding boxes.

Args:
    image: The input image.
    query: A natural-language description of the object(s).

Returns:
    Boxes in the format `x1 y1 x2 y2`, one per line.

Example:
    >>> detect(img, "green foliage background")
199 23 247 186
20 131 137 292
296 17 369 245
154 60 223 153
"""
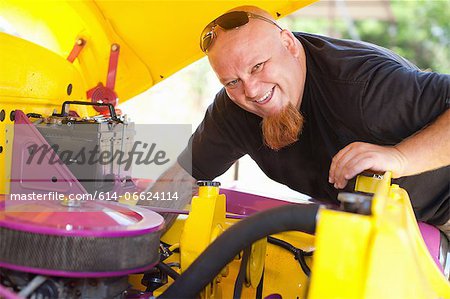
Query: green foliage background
283 0 450 73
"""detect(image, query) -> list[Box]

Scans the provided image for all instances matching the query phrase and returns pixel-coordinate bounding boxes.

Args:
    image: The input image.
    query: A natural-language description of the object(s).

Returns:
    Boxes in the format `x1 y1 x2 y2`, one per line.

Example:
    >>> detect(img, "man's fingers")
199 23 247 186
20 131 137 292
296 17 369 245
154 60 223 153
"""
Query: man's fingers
334 155 376 189
329 143 356 183
330 142 394 189
332 152 358 187
329 142 366 184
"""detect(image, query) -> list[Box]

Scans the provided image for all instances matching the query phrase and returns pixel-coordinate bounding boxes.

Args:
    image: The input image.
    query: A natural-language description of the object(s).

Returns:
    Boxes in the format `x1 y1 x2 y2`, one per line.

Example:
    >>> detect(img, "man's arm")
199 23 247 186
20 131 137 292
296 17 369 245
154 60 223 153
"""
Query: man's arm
138 162 197 229
329 109 450 189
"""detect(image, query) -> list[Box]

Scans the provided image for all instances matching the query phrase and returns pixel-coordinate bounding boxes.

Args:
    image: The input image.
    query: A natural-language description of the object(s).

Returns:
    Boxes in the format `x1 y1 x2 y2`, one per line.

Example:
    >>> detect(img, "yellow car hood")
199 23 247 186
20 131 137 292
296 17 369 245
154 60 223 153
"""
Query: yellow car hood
0 0 316 103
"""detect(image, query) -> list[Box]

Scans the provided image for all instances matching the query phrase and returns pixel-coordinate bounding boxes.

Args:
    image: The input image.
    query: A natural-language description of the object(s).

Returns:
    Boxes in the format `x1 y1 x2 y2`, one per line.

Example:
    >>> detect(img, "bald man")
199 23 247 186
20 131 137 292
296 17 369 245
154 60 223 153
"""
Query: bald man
143 7 450 236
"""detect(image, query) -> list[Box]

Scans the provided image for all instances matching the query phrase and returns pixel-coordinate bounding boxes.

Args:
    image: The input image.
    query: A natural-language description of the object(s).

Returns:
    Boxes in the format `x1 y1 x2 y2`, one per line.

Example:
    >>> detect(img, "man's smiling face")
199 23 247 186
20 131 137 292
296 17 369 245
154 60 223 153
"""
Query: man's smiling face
207 16 306 119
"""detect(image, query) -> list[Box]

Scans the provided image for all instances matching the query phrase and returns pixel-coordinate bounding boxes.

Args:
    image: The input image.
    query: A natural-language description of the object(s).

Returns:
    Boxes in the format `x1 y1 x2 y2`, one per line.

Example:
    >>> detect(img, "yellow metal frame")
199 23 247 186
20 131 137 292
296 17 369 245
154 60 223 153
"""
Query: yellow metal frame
151 173 449 298
310 172 449 298
0 33 91 194
180 185 226 271
179 184 227 298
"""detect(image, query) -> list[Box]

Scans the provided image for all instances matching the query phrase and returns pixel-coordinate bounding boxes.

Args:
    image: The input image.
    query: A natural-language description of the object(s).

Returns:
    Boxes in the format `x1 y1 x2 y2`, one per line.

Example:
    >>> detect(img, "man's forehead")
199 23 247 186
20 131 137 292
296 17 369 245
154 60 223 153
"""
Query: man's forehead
211 20 275 57
209 31 267 69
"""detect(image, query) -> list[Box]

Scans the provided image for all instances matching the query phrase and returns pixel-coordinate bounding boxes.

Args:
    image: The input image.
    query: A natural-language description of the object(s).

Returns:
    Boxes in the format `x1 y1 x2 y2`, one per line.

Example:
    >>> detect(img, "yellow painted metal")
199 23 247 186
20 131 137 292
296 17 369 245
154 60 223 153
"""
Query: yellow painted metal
245 231 313 298
180 184 227 298
0 0 317 103
180 185 226 271
147 172 450 298
309 172 450 298
246 238 267 288
363 183 450 298
309 208 373 298
355 173 384 194
227 231 313 298
0 33 87 107
0 33 91 194
171 189 314 298
147 216 315 298
1 116 13 195
161 214 187 245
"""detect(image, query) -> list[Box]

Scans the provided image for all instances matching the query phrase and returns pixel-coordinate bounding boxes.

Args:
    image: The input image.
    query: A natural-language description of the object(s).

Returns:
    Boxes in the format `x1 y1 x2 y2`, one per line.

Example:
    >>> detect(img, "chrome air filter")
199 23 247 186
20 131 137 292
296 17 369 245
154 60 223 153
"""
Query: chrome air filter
0 199 164 277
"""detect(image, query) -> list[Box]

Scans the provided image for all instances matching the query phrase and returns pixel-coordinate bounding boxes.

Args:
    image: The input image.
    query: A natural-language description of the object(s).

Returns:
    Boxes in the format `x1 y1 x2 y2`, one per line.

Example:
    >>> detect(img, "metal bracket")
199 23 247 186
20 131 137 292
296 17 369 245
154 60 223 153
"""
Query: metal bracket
66 38 86 63
86 43 120 114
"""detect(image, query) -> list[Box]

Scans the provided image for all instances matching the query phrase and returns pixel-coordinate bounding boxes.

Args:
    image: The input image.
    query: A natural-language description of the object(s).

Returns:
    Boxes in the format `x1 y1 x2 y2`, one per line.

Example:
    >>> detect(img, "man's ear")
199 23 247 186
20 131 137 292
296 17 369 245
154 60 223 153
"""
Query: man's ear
280 30 300 57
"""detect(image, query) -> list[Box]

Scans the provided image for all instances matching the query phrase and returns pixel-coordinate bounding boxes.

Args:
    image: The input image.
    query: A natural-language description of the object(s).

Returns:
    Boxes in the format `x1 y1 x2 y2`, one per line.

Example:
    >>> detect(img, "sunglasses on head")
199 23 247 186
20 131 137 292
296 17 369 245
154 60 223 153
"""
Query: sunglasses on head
200 11 282 53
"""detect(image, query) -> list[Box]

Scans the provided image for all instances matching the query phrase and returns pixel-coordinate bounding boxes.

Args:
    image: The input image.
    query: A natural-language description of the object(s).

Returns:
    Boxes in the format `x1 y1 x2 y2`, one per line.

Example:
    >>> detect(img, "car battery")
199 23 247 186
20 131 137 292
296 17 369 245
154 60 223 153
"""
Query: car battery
33 101 135 195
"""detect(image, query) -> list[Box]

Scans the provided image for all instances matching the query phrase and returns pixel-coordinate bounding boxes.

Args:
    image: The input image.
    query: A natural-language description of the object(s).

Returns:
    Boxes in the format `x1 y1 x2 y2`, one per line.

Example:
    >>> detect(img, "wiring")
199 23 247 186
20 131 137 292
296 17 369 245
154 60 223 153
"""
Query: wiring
267 236 313 277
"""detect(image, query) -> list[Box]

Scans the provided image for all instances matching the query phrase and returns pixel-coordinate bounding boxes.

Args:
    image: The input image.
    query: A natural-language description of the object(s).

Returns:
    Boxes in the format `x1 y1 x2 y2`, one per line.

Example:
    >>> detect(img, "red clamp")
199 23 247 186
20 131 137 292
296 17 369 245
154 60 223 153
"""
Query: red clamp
87 43 120 114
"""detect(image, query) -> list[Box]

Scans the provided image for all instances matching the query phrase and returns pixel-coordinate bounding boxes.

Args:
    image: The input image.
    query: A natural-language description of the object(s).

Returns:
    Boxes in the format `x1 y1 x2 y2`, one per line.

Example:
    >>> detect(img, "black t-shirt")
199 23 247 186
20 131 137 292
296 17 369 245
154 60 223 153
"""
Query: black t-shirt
178 32 450 225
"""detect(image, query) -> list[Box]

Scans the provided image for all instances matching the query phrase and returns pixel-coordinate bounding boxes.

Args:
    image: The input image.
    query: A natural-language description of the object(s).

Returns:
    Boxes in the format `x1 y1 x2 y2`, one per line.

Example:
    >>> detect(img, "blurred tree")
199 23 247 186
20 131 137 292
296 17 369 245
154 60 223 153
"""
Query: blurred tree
284 0 450 73
357 0 450 73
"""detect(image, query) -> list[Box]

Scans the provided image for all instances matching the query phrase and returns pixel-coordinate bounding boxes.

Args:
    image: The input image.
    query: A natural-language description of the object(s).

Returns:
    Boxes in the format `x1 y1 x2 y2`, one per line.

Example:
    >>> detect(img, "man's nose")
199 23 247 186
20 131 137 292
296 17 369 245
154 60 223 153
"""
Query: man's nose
243 78 259 100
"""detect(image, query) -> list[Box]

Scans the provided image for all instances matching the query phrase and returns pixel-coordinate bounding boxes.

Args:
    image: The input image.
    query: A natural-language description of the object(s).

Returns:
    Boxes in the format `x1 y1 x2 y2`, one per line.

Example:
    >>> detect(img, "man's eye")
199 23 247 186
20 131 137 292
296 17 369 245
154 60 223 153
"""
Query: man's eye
226 79 239 88
252 62 264 73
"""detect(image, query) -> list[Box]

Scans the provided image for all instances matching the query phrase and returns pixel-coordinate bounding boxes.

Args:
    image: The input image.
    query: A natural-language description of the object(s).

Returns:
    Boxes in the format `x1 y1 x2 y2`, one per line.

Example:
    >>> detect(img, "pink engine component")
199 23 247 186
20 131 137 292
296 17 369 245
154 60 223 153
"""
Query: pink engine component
0 198 164 278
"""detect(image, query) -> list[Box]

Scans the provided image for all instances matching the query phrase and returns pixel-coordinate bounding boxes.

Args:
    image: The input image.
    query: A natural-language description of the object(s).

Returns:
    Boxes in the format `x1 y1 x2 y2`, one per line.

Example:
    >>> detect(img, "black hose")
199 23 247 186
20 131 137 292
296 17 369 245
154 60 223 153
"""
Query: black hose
158 203 320 298
256 269 264 299
156 262 180 280
233 247 251 298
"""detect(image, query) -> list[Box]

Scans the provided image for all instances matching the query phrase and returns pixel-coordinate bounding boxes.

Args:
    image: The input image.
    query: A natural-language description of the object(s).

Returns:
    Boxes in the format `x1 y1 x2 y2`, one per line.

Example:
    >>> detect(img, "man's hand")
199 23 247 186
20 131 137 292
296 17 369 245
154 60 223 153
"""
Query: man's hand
139 162 197 231
328 142 408 189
